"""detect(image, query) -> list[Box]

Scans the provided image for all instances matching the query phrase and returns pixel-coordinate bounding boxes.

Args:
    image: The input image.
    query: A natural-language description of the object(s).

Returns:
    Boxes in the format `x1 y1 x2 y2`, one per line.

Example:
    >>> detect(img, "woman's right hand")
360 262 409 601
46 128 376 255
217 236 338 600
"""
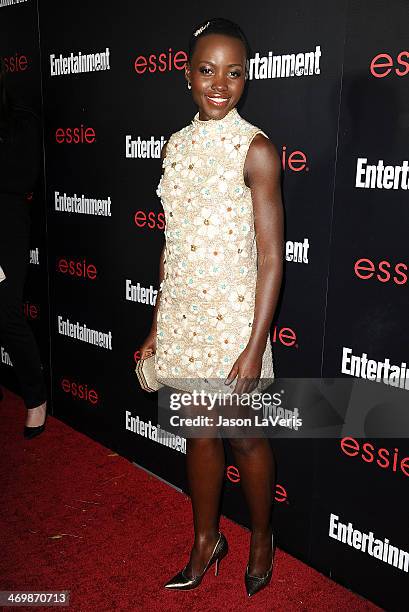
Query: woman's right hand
139 328 157 359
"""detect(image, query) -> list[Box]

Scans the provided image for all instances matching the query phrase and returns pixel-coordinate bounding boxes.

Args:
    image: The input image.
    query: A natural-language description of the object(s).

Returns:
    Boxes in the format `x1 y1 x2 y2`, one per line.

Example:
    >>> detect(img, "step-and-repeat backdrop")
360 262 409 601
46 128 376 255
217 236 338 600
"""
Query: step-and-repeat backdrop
1 1 408 608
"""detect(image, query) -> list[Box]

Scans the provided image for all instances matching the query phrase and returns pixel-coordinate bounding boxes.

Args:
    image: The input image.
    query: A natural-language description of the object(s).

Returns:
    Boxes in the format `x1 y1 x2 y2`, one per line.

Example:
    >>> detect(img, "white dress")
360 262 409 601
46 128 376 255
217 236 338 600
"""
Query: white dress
155 106 274 394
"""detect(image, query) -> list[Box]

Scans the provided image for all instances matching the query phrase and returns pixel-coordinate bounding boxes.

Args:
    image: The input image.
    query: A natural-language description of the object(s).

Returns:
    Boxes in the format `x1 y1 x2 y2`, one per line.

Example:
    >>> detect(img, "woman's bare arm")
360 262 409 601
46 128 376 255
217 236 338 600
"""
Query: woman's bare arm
245 133 284 354
225 133 284 392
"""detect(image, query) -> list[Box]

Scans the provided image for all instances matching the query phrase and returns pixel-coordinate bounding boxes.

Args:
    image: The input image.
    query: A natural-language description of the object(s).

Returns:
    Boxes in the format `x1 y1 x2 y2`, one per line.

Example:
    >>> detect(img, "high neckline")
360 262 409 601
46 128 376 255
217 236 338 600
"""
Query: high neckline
191 106 240 129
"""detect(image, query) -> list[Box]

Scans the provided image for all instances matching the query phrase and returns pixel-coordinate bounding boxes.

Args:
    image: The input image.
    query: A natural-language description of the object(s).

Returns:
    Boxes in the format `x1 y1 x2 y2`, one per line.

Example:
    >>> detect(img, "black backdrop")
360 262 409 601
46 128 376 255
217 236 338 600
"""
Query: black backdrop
1 1 408 609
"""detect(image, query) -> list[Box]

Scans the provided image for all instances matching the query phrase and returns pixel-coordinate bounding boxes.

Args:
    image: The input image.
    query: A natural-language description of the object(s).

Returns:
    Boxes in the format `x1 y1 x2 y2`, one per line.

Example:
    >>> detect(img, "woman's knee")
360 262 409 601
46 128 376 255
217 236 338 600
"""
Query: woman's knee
228 437 263 455
187 437 221 451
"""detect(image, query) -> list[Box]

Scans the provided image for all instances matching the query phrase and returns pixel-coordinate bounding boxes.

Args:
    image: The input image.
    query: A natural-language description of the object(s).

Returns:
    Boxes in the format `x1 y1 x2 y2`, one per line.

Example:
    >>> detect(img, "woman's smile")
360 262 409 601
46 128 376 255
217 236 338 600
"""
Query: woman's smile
205 94 231 108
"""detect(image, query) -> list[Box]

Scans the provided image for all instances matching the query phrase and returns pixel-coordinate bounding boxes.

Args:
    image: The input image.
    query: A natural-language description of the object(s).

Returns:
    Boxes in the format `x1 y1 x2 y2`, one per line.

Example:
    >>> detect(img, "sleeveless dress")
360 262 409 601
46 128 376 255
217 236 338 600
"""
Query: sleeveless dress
155 106 274 394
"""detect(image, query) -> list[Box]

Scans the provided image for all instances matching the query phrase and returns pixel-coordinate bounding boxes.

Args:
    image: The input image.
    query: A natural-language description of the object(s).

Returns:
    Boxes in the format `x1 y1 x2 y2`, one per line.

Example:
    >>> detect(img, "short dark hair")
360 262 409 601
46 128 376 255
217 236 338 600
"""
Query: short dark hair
188 17 251 69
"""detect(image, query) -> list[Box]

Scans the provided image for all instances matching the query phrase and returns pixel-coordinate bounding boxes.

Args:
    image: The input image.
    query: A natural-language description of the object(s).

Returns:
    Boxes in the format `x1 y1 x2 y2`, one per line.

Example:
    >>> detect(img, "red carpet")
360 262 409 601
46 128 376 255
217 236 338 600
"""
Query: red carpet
0 387 380 611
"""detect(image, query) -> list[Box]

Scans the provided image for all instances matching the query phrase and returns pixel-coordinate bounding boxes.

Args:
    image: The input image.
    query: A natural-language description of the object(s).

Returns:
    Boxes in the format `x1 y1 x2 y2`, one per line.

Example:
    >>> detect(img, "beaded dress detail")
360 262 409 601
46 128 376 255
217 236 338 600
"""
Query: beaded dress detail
155 106 274 393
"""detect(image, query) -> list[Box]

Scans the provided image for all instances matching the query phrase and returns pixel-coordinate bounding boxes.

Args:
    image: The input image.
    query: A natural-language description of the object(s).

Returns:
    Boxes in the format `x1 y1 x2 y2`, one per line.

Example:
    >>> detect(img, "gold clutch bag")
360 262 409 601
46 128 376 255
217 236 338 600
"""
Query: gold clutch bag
135 353 163 392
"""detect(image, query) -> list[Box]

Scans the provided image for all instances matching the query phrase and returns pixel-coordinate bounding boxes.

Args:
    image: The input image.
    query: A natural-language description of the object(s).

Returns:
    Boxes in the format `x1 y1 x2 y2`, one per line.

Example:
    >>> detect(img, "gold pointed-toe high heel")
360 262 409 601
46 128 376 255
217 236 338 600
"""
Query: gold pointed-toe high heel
244 530 276 598
164 531 228 590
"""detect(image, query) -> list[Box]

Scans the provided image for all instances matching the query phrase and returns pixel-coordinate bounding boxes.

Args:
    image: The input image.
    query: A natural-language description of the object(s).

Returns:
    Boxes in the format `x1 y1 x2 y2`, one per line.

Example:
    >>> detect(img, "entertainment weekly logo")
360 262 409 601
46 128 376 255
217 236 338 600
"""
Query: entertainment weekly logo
29 248 39 265
226 465 288 503
286 238 310 264
126 411 187 455
57 316 112 350
1 346 12 366
248 45 321 80
355 158 409 189
329 513 408 573
341 347 409 390
370 51 409 78
125 135 166 159
0 0 27 8
54 191 111 216
50 48 111 76
126 280 158 305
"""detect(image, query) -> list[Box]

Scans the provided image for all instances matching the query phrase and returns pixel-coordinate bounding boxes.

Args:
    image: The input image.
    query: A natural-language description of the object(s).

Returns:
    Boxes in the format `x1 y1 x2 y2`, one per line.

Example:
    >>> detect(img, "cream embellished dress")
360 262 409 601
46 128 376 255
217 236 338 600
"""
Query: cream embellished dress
155 106 274 394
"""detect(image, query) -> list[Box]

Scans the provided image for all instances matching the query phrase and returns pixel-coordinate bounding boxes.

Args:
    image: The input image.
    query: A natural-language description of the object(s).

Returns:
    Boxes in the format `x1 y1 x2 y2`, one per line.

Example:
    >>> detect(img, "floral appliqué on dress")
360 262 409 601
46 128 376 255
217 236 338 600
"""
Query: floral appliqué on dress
155 106 274 393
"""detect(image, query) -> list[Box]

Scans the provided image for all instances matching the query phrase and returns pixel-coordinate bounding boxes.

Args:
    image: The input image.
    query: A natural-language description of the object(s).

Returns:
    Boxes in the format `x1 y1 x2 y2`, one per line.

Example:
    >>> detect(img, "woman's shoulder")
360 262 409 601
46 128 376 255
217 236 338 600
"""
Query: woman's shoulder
244 126 281 174
235 113 281 173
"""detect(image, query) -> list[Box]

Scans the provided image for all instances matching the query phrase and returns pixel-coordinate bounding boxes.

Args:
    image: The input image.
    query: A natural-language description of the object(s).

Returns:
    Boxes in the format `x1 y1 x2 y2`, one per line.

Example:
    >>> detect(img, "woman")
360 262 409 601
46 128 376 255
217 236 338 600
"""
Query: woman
0 59 47 439
139 18 283 597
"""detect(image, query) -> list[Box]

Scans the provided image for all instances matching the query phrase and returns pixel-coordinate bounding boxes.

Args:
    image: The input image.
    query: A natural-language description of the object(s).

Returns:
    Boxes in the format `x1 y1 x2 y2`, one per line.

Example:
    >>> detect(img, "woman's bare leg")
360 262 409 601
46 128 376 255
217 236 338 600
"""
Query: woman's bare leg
183 436 226 577
228 436 276 574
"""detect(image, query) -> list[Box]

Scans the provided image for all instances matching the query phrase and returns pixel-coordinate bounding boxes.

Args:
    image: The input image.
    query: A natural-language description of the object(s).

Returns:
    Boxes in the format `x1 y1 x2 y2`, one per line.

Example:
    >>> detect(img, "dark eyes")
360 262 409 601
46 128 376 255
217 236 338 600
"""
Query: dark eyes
199 66 242 78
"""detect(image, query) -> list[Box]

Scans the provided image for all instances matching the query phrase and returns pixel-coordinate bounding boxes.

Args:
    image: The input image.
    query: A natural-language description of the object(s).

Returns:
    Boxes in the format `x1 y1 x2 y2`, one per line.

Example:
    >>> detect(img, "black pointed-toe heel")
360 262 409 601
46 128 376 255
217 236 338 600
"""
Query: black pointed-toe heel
245 531 276 598
24 408 48 439
164 531 228 590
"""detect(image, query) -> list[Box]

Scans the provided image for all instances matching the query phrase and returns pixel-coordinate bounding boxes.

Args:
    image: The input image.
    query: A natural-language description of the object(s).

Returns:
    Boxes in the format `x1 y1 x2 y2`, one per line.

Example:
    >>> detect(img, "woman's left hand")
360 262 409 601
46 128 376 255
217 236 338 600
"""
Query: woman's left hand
224 344 263 396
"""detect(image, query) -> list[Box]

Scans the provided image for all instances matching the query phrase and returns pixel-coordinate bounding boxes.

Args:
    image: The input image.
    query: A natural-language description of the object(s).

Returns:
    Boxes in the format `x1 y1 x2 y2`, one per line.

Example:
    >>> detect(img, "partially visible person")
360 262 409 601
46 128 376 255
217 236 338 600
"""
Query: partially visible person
0 57 47 438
